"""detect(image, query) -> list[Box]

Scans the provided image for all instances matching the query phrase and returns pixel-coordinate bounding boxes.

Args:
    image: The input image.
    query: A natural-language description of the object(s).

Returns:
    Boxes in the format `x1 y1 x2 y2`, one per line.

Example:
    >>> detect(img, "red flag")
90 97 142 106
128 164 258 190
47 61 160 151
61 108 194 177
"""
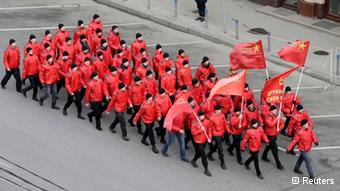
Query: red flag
164 96 192 131
261 66 300 104
208 70 247 102
278 40 310 67
229 40 266 70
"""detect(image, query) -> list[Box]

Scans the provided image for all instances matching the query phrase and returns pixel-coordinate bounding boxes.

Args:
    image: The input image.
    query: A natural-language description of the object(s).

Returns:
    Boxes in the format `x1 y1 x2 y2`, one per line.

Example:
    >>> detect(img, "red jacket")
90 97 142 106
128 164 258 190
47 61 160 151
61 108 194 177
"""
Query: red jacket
59 43 76 62
177 67 192 89
118 65 133 86
65 70 85 94
108 31 121 53
39 62 60 84
228 112 246 135
175 90 192 102
287 111 313 136
191 84 204 104
191 119 212 144
264 113 284 137
161 72 176 95
243 107 263 128
92 34 106 54
74 40 92 56
131 39 148 62
287 127 318 152
54 29 70 50
129 83 146 105
234 90 258 109
98 48 113 67
170 113 186 134
195 64 216 83
112 54 123 68
155 94 172 117
84 79 104 104
87 20 103 40
73 26 88 44
157 59 172 80
199 102 213 116
260 102 271 122
211 95 234 115
57 58 72 78
103 73 120 97
241 127 269 152
3 46 20 69
133 101 161 124
24 41 41 57
143 78 158 97
76 52 92 66
175 54 189 71
210 113 229 137
121 47 131 63
135 66 151 80
185 104 200 130
39 49 55 64
134 54 151 70
40 36 55 52
107 89 132 113
79 64 95 84
152 50 164 73
22 54 40 79
94 59 108 79
282 92 301 117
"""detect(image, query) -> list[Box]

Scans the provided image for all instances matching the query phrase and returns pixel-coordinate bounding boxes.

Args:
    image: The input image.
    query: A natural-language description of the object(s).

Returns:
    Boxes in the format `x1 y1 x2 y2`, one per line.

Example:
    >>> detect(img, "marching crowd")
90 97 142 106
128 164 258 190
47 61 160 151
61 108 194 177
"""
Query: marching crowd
1 14 319 180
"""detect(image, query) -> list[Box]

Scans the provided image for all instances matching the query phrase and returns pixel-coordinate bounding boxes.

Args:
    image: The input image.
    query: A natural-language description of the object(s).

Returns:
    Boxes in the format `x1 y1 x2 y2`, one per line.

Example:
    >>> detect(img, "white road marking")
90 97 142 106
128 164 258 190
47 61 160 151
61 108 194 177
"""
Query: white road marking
0 4 81 10
309 114 340 119
146 41 207 47
278 146 340 154
0 23 147 32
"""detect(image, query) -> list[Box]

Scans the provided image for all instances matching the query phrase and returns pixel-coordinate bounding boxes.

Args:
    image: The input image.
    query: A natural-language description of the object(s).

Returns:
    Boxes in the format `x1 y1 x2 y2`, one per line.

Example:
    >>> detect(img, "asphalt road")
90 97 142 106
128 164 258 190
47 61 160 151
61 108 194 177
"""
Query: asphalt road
0 0 339 191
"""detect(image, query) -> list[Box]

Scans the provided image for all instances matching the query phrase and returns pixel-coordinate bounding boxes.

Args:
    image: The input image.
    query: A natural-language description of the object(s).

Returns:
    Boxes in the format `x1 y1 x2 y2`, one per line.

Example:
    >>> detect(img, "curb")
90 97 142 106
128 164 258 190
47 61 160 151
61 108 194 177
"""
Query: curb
95 0 339 86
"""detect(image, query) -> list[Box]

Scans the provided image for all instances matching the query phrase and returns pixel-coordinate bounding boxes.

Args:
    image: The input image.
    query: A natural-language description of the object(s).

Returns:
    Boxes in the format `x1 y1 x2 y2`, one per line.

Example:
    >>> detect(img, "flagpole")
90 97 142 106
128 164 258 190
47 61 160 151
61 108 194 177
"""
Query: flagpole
239 96 244 128
277 101 283 131
290 67 304 111
265 68 269 80
190 106 211 142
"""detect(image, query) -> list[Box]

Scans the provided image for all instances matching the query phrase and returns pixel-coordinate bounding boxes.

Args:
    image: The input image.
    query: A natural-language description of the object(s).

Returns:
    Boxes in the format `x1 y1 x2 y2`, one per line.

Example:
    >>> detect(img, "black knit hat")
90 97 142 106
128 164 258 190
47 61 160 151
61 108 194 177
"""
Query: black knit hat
136 33 142 38
84 57 90 62
78 20 84 26
117 49 123 54
120 40 126 45
285 86 292 92
159 88 165 94
71 63 77 69
156 44 162 50
93 14 100 20
80 34 86 40
44 43 50 49
95 28 102 34
178 49 185 55
146 70 153 76
202 56 209 63
91 72 98 79
187 96 194 103
181 85 188 91
246 99 253 106
139 48 146 53
300 119 308 126
245 83 249 88
62 51 69 56
142 58 148 64
58 23 64 29
134 76 141 82
122 58 129 63
215 105 222 110
198 110 205 116
97 51 103 57
208 72 216 79
192 78 199 85
118 82 125 89
146 93 152 100
65 37 72 42
163 52 170 58
46 55 52 60
251 119 258 126
26 47 32 53
165 67 171 72
100 39 107 45
81 46 88 51
183 60 189 66
9 39 16 44
29 34 36 40
297 105 304 111
110 65 117 72
234 107 241 113
270 105 277 111
111 25 118 30
45 30 51 36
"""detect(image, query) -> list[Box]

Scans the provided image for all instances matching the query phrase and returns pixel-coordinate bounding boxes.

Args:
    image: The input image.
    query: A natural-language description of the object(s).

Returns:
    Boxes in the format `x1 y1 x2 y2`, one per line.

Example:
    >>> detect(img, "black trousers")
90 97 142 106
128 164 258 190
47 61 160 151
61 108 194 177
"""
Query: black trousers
192 142 208 169
1 68 22 92
130 105 142 130
110 111 127 137
195 0 207 17
170 95 175 104
57 78 65 93
283 116 291 133
143 122 156 146
228 134 242 162
89 102 102 128
245 151 261 176
158 116 166 140
22 74 38 99
208 136 224 162
80 87 86 101
184 127 193 146
101 99 110 113
262 136 282 166
63 90 82 114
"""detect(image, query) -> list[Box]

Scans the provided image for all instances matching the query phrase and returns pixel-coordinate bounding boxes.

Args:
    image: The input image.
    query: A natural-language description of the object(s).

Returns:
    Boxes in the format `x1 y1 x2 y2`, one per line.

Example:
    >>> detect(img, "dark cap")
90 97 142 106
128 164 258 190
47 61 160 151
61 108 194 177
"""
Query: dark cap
146 70 153 76
62 51 69 56
165 67 171 72
202 56 209 63
297 105 304 111
156 44 162 50
270 105 277 111
45 30 51 36
136 33 142 38
187 96 194 103
246 99 253 106
183 60 189 66
26 47 32 53
251 119 258 126
109 65 117 72
71 63 77 69
95 28 102 34
192 78 199 85
178 49 185 55
181 85 188 91
215 105 222 110
163 52 170 58
111 25 118 30
134 76 141 82
118 82 125 89
91 72 98 79
9 39 16 44
78 20 84 26
29 34 36 40
198 110 205 116
93 14 100 20
234 107 241 113
285 86 292 92
97 51 103 57
300 119 308 126
159 88 165 94
146 93 152 100
58 23 64 29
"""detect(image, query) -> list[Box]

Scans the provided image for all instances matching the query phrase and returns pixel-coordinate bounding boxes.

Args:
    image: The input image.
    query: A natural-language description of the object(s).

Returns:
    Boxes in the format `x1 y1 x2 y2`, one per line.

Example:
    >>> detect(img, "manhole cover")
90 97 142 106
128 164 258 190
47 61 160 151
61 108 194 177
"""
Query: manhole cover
247 28 268 35
313 50 329 56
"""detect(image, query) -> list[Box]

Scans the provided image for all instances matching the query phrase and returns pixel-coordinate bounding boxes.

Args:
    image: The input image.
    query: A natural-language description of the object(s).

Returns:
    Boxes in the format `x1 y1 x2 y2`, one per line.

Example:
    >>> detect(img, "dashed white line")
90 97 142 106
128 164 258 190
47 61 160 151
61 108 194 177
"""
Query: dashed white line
0 4 81 10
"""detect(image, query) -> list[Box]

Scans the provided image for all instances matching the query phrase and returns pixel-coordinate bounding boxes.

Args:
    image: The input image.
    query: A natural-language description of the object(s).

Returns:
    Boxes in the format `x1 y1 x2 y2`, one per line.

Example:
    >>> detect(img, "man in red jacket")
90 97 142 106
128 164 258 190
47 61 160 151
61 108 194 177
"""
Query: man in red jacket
62 63 86 120
133 93 162 153
157 53 172 80
22 47 40 101
1 39 22 92
134 48 151 71
207 105 228 170
94 51 108 79
131 33 148 64
287 119 318 180
190 110 212 177
287 105 313 138
152 44 163 80
261 105 285 170
118 58 133 87
243 99 263 128
87 14 102 41
108 25 121 56
154 88 172 144
227 107 246 165
175 49 189 71
85 72 106 131
128 76 146 135
106 82 132 141
73 20 88 44
75 34 92 56
161 67 176 103
120 40 131 64
191 79 204 104
39 55 60 110
184 97 199 149
241 119 269 179
177 60 192 89
41 30 55 54
92 28 106 55
135 58 151 79
112 49 123 68
56 51 72 93
59 37 75 63
24 34 41 57
282 86 301 136
195 56 217 83
144 70 158 97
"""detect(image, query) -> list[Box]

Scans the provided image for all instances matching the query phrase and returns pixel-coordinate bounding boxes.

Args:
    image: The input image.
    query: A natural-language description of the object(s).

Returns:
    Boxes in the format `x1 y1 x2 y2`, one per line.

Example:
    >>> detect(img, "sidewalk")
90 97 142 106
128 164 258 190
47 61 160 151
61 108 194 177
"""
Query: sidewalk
95 0 340 85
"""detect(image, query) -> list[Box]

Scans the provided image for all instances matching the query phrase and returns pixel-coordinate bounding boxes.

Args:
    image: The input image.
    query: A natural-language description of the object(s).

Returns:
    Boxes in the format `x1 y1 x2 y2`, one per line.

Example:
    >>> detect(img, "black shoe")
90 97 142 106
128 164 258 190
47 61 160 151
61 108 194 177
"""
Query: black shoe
32 97 39 102
293 168 303 175
191 160 198 168
128 119 135 127
39 98 43 106
245 165 250 170
87 113 93 123
160 138 166 144
181 158 190 163
227 149 234 156
290 150 297 156
138 128 143 135
152 146 159 154
257 174 264 179
207 153 215 161
110 128 116 134
262 157 271 163
96 125 103 131
277 164 284 170
52 105 60 110
17 89 22 93
22 91 27 98
237 160 244 166
122 136 130 141
141 139 149 146
77 114 86 120
62 109 67 116
221 162 227 170
204 169 212 177
195 17 202 21
1 85 5 89
200 17 205 22
162 150 169 157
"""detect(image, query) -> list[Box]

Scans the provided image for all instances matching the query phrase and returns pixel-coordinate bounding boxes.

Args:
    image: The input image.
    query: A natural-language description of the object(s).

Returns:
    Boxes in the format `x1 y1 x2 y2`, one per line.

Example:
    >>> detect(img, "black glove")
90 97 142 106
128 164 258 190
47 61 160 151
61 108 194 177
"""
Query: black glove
286 149 290 154
315 142 319 146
